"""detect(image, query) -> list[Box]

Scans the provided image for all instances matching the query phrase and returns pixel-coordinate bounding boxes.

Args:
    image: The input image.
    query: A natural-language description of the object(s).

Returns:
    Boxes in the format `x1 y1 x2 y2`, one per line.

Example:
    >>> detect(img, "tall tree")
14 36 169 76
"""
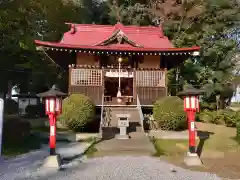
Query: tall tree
0 0 91 94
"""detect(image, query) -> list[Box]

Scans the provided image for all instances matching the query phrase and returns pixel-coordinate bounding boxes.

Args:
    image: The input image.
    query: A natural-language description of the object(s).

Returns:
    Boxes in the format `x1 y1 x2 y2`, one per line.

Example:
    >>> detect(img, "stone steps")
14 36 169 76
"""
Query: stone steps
101 106 145 140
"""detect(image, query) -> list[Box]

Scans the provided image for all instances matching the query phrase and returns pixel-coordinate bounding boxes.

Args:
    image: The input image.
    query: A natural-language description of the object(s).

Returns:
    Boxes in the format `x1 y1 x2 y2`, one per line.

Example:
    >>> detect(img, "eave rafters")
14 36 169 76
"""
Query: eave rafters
36 45 200 56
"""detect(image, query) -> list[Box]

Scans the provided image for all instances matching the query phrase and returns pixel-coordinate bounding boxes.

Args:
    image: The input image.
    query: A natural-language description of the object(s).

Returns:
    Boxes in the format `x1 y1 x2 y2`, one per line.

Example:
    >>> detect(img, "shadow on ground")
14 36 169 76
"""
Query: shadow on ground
196 130 214 157
101 127 119 140
60 152 84 167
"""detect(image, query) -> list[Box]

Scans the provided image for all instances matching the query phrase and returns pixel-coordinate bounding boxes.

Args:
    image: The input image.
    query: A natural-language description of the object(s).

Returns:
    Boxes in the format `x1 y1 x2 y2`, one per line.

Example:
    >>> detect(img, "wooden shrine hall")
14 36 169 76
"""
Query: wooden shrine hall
34 22 200 107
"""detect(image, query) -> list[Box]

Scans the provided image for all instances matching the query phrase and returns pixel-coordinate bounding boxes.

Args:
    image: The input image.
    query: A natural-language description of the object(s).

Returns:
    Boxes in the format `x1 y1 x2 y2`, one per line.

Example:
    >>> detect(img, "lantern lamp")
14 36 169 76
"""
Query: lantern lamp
37 85 67 158
178 85 204 112
37 85 67 115
177 84 205 166
45 97 62 115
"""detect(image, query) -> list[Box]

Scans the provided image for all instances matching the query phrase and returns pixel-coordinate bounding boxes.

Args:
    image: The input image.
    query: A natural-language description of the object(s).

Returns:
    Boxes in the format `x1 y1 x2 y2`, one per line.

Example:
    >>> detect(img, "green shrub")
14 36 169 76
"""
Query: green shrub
236 122 240 139
3 117 31 146
222 109 240 127
198 110 224 124
25 103 45 118
59 94 95 132
4 99 18 115
153 96 187 131
25 105 39 117
198 109 240 127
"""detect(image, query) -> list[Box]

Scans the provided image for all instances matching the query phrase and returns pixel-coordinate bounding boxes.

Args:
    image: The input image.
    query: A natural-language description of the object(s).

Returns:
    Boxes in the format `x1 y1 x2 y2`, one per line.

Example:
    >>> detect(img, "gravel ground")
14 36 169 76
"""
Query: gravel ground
0 142 91 180
1 155 222 180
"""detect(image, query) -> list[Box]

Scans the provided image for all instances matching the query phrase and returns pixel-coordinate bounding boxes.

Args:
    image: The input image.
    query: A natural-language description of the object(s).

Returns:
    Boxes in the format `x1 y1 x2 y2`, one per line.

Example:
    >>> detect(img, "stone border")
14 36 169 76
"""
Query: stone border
148 130 198 140
32 131 98 142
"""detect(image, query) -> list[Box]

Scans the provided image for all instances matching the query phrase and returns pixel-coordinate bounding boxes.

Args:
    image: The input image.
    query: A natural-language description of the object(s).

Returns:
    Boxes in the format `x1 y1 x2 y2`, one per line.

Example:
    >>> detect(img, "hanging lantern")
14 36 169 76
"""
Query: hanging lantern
118 57 123 63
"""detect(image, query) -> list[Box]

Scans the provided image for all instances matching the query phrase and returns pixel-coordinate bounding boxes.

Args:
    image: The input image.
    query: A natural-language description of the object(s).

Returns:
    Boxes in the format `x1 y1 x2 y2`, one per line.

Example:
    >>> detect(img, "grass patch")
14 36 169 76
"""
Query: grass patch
233 137 240 144
202 134 239 152
2 134 42 157
85 145 98 158
150 137 166 156
83 137 96 143
151 138 189 157
84 138 98 158
152 135 240 158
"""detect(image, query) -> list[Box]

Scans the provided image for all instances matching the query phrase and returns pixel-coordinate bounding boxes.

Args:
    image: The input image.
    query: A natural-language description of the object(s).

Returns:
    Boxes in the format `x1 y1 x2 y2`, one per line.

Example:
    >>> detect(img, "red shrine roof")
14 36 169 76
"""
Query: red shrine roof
35 22 200 53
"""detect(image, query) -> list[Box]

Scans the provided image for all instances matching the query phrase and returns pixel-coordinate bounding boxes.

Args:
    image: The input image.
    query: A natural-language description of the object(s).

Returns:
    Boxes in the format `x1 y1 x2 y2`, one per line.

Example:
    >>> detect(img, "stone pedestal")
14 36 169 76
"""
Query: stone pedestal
184 152 202 166
116 114 130 139
42 155 61 169
117 127 129 139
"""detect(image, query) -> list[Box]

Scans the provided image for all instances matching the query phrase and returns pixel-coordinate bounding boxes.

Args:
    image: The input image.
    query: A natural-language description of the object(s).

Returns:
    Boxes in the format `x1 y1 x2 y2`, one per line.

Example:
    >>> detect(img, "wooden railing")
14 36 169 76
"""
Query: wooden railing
135 68 167 105
135 69 166 88
68 65 104 105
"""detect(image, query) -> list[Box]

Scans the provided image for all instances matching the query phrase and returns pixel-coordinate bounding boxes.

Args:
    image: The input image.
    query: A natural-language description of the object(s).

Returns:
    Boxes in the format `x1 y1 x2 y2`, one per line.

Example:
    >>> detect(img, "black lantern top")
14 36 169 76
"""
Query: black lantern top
177 84 205 96
37 85 67 98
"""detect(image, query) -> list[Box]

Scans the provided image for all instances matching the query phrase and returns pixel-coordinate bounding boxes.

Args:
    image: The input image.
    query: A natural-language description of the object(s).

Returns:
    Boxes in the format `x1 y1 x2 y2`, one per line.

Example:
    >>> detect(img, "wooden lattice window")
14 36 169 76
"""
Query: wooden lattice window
71 69 102 86
136 70 165 87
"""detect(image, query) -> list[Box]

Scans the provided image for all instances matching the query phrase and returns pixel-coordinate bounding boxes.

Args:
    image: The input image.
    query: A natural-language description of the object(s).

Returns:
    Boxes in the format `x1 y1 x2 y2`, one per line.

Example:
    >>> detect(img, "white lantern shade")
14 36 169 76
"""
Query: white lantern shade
55 98 62 114
184 96 200 112
45 97 62 114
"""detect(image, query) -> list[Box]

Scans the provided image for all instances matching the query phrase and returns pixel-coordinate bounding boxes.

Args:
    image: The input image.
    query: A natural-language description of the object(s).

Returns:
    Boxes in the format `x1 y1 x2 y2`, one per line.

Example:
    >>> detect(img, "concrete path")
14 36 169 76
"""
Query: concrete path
0 156 221 180
94 131 156 157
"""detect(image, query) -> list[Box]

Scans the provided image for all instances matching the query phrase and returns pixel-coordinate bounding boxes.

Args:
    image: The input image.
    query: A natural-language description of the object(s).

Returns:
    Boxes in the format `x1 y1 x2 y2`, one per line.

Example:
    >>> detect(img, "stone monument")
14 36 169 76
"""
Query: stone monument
116 114 130 139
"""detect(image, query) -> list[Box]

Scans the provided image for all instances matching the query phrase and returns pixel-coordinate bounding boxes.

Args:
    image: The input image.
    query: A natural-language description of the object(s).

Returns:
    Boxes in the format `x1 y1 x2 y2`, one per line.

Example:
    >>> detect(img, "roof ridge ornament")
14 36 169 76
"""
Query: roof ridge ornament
159 24 164 38
152 17 164 37
117 32 123 44
94 26 144 47
70 24 76 34
115 22 124 31
52 84 59 91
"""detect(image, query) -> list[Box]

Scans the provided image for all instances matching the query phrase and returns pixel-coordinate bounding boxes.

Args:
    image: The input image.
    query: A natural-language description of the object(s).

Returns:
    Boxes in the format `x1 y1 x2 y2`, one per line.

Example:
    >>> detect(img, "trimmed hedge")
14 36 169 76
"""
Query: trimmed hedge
25 103 45 117
153 96 187 131
3 117 31 146
59 94 95 132
4 99 18 115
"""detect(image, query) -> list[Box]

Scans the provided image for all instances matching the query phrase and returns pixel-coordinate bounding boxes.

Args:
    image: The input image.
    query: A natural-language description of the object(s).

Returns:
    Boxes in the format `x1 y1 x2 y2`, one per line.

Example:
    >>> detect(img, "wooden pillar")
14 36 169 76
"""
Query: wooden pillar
68 65 73 95
101 67 105 104
176 67 180 93
133 68 137 104
164 68 168 96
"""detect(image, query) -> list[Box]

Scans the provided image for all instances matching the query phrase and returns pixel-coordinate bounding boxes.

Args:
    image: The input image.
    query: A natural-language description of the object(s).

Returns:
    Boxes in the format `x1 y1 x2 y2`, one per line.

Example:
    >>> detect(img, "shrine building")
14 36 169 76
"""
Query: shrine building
34 22 200 107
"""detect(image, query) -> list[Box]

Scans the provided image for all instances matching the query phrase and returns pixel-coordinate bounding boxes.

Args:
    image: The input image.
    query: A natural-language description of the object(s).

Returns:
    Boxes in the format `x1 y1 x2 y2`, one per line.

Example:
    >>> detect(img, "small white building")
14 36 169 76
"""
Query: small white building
11 85 40 115
231 85 240 103
12 93 40 116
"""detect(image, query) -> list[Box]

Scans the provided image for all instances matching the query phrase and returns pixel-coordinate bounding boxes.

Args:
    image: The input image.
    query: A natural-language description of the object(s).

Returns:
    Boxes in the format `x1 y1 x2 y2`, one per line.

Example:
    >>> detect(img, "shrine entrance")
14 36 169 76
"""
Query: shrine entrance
104 70 134 105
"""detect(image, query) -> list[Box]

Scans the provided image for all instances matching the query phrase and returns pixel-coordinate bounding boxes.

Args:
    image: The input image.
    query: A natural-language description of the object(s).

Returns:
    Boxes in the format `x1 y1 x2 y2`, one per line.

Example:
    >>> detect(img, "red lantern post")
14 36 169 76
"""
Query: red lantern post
184 96 200 153
178 85 204 155
37 85 66 156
